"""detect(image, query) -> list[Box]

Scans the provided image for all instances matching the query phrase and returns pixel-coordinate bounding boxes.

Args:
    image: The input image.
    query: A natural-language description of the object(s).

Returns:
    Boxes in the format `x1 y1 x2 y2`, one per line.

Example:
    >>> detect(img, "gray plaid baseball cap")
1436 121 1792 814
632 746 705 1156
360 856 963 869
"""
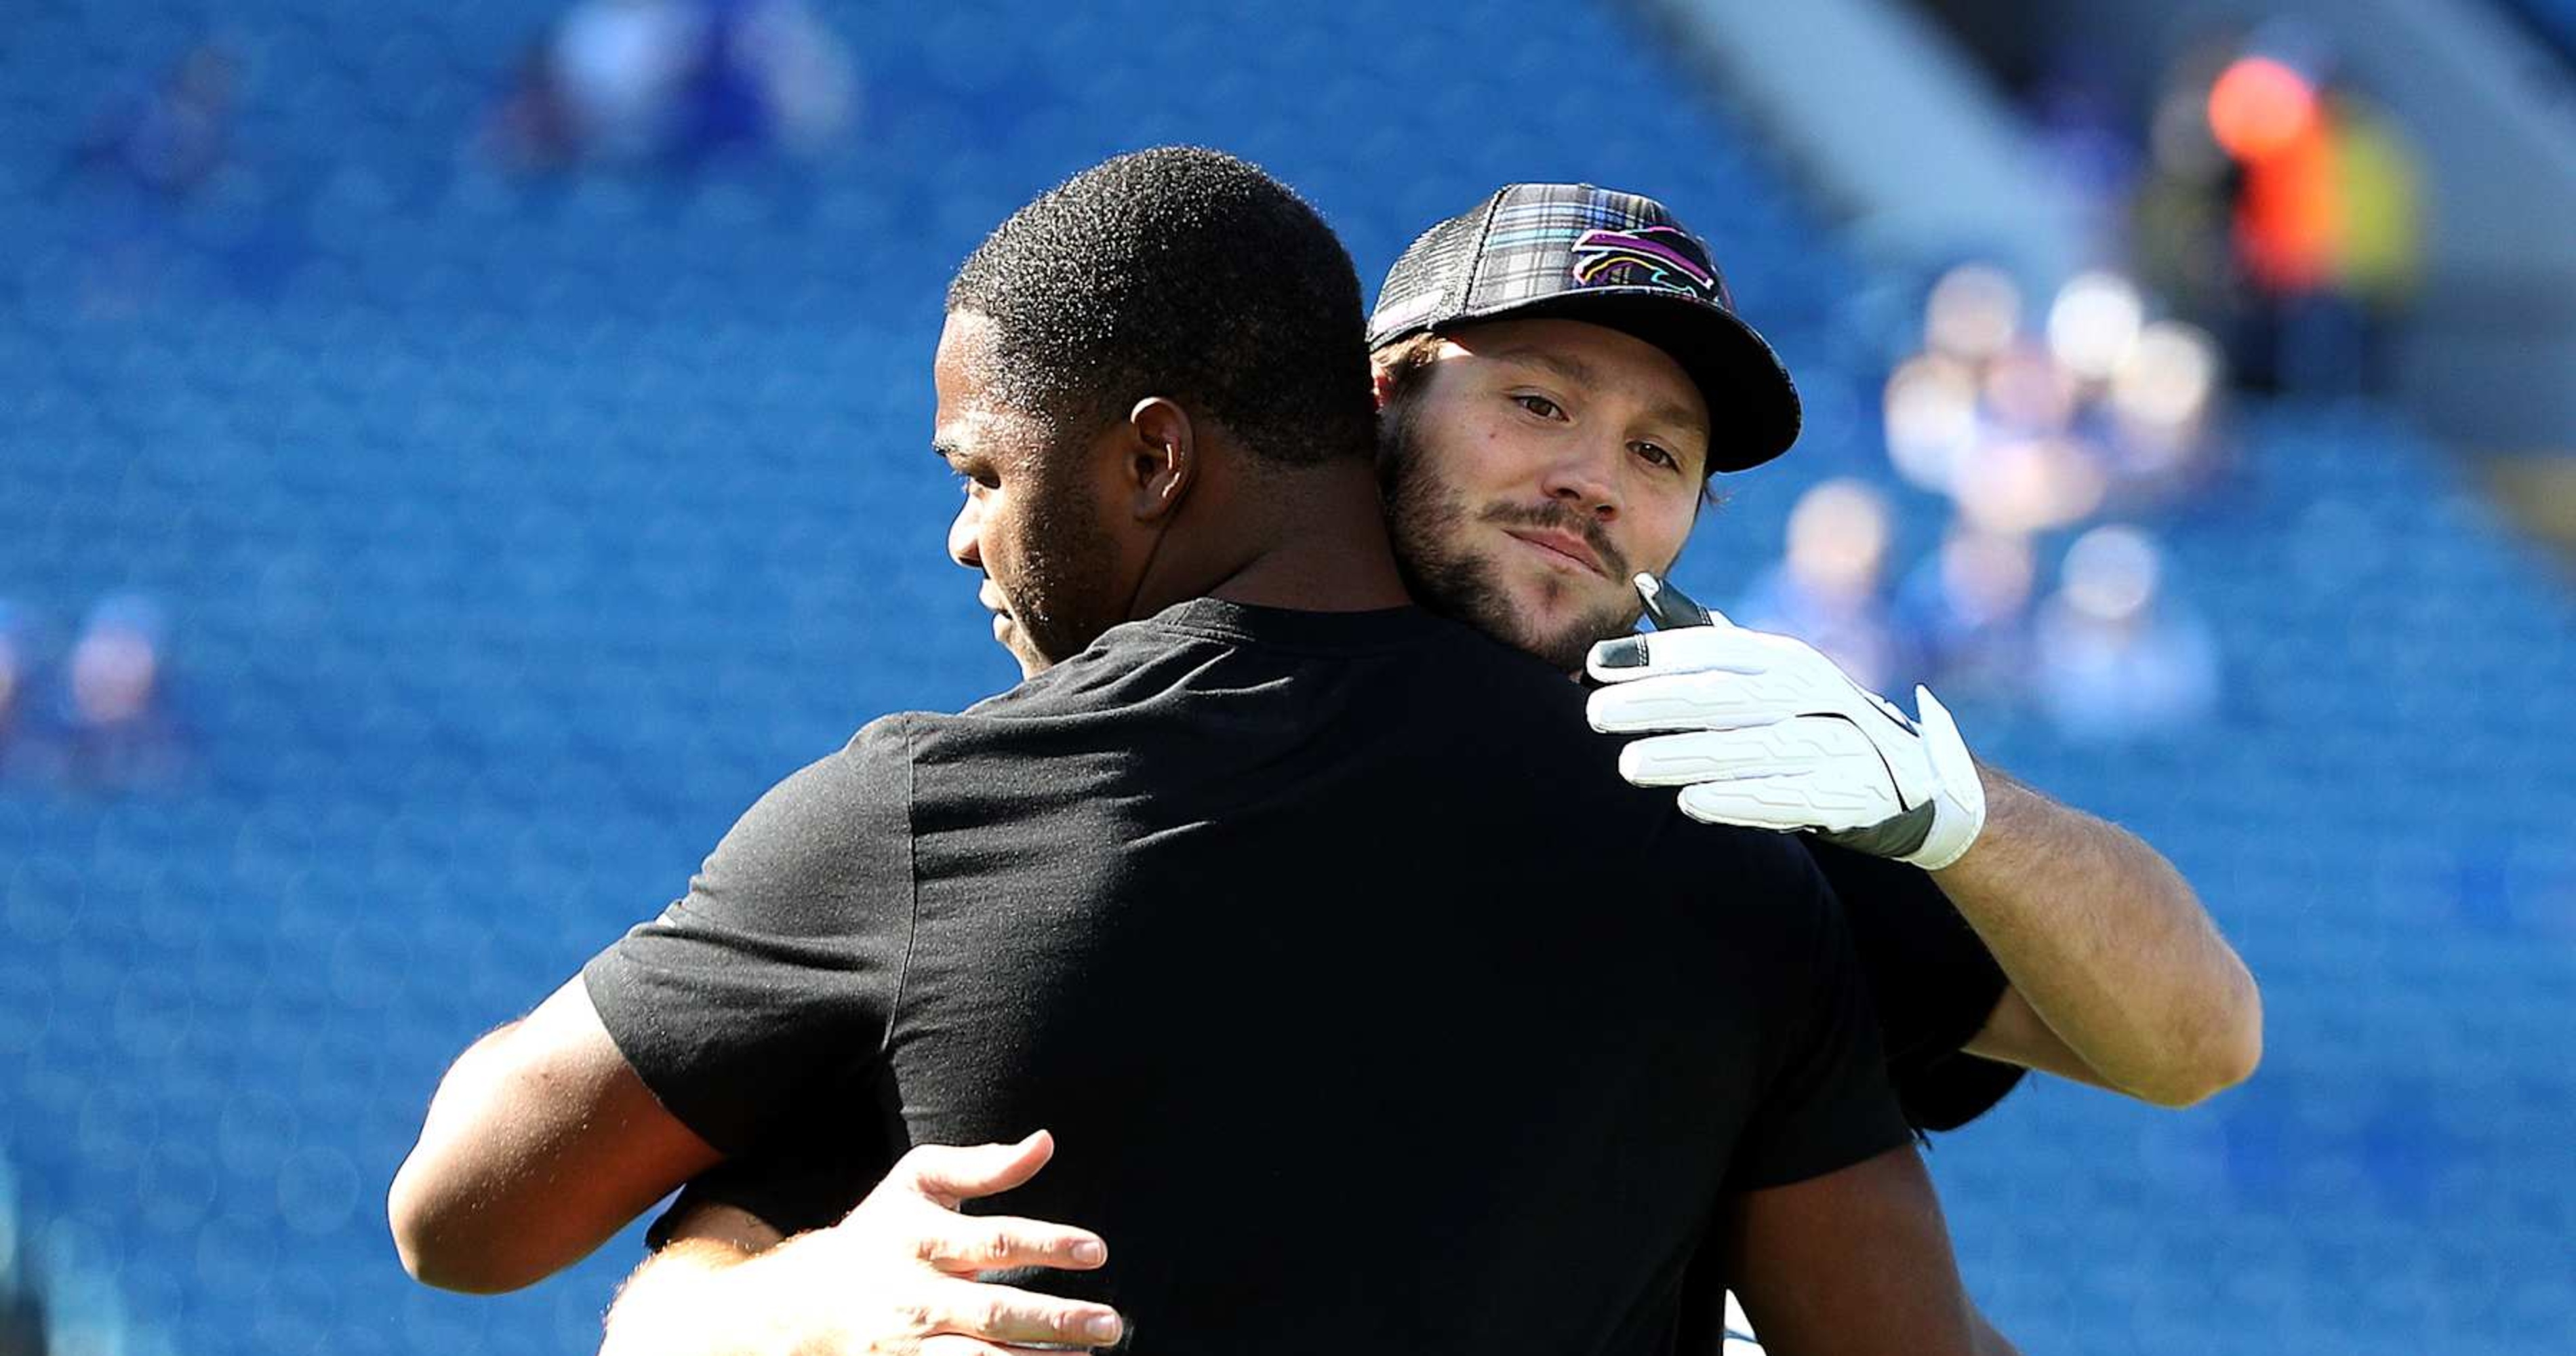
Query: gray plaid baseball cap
1367 183 1801 473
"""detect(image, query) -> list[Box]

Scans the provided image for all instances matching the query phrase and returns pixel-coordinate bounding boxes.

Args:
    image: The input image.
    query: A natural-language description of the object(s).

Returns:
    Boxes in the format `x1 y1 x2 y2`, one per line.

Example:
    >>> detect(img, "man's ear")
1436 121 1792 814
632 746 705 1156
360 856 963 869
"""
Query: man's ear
1124 397 1195 523
1370 363 1397 411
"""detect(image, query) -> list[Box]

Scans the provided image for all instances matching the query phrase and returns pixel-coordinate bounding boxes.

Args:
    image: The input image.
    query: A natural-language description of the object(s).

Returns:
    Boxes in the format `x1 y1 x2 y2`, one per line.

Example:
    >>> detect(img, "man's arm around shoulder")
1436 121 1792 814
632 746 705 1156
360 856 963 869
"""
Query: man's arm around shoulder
1945 764 2261 1107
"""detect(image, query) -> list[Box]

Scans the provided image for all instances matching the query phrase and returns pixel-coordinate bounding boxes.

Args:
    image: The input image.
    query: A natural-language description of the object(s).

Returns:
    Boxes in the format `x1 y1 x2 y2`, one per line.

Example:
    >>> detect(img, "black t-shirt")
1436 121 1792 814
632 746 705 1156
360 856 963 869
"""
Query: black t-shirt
1805 843 2024 1132
645 850 2023 1244
584 599 1910 1355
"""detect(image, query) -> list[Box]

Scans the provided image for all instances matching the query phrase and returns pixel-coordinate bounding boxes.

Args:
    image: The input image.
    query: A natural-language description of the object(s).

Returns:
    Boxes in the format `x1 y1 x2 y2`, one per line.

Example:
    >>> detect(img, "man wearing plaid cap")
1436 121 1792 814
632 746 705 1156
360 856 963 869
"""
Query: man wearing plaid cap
1361 180 2253 1123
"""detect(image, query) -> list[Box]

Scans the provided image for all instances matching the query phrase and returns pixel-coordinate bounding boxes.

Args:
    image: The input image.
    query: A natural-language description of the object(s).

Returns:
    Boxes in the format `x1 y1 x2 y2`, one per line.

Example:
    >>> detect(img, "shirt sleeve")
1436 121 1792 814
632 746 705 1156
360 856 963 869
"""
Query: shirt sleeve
1723 845 1917 1191
582 719 917 1155
1803 841 2027 1133
645 1106 887 1249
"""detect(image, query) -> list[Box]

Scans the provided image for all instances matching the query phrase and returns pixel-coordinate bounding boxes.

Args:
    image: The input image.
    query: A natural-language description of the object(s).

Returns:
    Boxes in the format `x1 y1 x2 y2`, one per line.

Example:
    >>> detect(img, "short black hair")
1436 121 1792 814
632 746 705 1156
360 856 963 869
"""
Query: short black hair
948 147 1375 468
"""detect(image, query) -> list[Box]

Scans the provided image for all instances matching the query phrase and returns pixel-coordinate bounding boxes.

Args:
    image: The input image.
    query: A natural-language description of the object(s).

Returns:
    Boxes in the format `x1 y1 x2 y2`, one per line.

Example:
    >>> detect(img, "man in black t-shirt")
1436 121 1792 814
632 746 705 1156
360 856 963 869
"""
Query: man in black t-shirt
392 148 1988 1355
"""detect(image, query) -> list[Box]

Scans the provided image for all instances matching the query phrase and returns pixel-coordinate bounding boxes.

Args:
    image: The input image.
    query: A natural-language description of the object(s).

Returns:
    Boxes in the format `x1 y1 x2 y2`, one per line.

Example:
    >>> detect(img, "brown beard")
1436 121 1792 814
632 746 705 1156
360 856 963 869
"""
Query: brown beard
1378 401 1645 673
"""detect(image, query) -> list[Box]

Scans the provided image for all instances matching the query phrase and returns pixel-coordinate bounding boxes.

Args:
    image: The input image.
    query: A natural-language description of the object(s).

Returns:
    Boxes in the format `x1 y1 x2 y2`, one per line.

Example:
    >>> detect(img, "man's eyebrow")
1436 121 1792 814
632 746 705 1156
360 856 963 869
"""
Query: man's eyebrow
1643 399 1712 443
1486 344 1599 392
932 439 961 464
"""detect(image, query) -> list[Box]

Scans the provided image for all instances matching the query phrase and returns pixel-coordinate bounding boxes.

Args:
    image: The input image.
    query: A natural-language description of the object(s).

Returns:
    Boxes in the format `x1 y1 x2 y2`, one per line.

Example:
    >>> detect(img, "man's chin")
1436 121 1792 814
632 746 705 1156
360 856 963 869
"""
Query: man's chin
988 615 1052 679
1398 546 1638 671
1511 597 1645 673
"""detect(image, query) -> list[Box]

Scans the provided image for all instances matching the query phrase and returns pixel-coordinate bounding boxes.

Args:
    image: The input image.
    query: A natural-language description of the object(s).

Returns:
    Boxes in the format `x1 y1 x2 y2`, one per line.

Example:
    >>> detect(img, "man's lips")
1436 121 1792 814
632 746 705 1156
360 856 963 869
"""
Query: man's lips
1504 527 1607 577
977 584 1018 638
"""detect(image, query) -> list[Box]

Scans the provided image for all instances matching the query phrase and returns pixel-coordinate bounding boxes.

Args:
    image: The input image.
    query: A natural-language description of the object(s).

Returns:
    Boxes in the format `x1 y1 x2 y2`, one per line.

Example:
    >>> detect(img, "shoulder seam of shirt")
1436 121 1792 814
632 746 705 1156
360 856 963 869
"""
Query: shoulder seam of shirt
881 715 922 1060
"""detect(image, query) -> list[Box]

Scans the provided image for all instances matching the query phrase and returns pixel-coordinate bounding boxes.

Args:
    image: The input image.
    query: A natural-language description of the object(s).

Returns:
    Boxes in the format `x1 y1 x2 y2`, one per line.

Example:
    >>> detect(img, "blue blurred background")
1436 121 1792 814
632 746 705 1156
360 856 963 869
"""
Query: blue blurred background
1 0 2571 1353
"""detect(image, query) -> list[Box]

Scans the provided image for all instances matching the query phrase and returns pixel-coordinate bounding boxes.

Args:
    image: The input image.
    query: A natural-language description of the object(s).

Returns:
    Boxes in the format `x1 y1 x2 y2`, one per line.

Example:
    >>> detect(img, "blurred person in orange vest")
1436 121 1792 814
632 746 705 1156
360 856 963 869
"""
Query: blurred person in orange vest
2209 49 2343 391
2323 88 2426 392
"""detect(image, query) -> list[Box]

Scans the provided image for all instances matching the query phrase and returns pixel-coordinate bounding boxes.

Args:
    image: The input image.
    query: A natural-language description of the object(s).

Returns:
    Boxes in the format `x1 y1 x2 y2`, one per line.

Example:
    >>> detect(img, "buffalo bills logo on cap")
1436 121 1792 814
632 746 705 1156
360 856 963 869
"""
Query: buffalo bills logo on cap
1571 226 1727 306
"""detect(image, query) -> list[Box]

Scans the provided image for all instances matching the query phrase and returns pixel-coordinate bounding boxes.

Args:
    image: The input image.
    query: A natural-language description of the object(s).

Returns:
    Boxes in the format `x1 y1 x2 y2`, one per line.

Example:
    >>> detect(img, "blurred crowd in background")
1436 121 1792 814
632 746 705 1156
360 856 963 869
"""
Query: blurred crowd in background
51 0 859 317
71 0 859 195
36 12 2451 759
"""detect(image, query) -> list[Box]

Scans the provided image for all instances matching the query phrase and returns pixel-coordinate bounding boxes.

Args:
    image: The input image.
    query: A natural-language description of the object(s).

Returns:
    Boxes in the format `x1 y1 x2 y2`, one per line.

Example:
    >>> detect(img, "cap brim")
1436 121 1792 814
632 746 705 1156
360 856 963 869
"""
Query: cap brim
1447 289 1802 473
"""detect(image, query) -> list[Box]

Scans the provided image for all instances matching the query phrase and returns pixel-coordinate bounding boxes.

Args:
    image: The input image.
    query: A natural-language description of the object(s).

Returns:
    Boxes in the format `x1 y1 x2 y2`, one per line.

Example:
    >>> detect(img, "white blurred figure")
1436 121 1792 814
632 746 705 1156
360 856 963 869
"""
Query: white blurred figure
1897 522 2038 700
529 0 855 167
2034 526 2219 741
1924 263 2022 366
63 593 188 789
1882 351 1981 494
2105 318 2227 500
1736 478 1910 693
724 0 858 155
2047 270 2147 386
1981 342 2079 437
1949 428 2106 538
552 0 703 161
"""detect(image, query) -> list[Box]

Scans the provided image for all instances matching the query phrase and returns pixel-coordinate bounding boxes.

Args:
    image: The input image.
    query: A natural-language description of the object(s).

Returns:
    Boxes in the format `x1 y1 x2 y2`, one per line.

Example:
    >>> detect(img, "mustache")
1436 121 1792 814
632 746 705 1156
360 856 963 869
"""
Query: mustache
1477 501 1629 579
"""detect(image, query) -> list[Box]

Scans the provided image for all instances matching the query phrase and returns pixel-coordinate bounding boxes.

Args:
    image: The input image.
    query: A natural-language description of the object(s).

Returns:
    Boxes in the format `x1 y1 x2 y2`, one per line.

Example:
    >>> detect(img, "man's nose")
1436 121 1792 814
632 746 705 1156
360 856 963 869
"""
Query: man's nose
1539 441 1622 521
947 500 982 569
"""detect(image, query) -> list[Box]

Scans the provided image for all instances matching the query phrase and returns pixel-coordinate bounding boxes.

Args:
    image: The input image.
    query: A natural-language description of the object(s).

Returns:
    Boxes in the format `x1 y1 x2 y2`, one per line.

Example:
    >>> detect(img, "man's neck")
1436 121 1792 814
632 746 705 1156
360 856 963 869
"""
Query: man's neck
1148 460 1413 616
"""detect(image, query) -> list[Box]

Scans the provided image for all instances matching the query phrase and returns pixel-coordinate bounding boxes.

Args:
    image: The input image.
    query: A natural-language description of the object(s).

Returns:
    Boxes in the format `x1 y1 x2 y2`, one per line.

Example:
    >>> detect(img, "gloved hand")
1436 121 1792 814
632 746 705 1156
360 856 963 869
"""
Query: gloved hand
1585 574 1987 871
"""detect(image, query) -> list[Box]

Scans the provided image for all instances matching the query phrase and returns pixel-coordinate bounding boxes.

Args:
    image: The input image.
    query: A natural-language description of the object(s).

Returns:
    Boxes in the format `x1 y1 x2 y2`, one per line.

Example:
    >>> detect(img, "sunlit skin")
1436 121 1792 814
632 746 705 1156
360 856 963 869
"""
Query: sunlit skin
1377 318 1714 671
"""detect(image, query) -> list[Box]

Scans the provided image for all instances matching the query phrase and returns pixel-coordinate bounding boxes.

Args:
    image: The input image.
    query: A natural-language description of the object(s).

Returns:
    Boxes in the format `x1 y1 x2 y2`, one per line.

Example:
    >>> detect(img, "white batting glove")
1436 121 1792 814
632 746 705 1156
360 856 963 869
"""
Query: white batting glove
1585 574 1987 871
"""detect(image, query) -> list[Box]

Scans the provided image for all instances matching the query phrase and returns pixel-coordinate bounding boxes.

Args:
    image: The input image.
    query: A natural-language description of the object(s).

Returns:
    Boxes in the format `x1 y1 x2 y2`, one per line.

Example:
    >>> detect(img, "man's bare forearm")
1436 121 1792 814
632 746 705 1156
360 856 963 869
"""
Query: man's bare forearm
1937 763 2261 1106
601 1238 791 1356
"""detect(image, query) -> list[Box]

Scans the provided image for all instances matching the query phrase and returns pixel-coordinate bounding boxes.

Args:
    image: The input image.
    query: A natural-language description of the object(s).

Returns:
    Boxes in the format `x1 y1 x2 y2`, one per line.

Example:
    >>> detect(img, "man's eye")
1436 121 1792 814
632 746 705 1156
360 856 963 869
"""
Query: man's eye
1513 393 1566 420
1634 441 1681 471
